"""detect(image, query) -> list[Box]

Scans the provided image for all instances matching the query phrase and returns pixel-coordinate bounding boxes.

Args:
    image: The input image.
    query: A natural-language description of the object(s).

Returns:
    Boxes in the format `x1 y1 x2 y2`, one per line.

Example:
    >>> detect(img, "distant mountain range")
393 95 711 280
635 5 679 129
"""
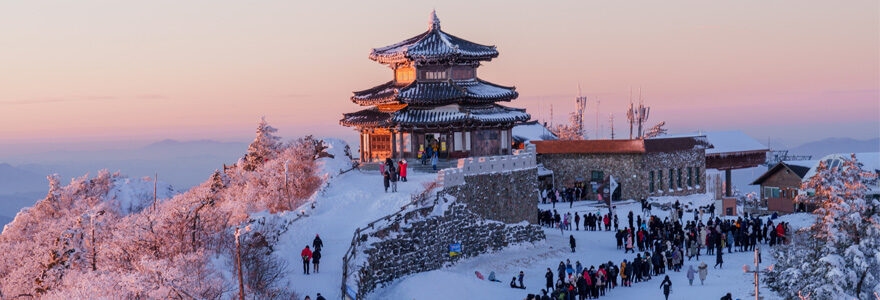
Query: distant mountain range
789 137 880 158
0 139 249 225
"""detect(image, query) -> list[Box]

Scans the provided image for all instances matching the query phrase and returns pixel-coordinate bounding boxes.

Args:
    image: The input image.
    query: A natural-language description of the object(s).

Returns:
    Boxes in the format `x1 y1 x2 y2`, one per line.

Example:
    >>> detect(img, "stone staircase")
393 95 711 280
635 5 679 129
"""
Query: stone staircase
409 159 457 173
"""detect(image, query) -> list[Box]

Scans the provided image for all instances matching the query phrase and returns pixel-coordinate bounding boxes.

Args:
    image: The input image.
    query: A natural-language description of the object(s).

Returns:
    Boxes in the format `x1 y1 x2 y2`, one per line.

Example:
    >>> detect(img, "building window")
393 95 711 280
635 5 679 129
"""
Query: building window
695 167 700 185
395 66 416 84
669 169 674 190
677 168 682 189
591 171 604 182
649 171 655 193
425 71 447 80
764 187 780 198
687 167 693 187
453 132 463 151
657 170 663 191
451 67 475 80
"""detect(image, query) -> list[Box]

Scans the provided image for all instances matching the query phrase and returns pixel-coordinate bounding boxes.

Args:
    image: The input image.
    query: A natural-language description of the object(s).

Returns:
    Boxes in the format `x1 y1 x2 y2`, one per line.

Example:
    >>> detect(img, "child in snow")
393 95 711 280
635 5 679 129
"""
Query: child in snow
569 235 576 252
686 265 696 285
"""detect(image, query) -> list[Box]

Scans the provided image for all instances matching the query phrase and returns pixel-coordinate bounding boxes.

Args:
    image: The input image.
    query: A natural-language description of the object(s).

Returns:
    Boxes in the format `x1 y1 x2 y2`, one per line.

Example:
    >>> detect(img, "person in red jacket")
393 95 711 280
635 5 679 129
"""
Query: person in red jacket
301 245 313 274
398 160 408 182
776 223 786 244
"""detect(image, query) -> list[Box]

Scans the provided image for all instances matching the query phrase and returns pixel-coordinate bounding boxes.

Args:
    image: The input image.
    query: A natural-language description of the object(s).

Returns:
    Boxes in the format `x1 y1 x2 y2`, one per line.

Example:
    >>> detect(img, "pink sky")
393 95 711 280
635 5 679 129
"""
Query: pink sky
1 0 877 152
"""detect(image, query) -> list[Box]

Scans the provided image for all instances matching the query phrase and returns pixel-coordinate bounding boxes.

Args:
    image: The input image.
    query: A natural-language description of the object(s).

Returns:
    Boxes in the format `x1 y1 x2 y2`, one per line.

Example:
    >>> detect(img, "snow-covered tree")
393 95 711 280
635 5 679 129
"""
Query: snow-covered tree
550 111 587 140
242 117 282 171
641 121 667 139
766 154 880 299
0 125 327 298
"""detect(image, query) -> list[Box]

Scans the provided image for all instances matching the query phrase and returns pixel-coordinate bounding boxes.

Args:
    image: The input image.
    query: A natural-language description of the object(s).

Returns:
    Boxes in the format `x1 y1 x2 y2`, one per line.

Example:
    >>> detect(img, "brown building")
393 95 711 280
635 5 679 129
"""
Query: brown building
751 161 815 213
340 11 529 163
532 137 710 201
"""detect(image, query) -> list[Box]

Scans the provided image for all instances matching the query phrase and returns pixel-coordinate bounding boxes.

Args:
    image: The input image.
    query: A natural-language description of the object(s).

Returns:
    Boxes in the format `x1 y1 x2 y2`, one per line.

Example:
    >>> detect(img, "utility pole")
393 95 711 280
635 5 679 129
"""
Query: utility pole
152 173 158 211
627 87 634 139
285 161 292 210
595 98 600 140
235 227 245 300
609 113 615 140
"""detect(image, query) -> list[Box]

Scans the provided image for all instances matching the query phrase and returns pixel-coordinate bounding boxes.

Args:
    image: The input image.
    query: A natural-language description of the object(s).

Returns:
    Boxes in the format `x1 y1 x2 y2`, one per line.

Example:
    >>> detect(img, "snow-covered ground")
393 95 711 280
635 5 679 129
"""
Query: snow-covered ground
373 197 794 300
280 148 813 299
278 166 439 299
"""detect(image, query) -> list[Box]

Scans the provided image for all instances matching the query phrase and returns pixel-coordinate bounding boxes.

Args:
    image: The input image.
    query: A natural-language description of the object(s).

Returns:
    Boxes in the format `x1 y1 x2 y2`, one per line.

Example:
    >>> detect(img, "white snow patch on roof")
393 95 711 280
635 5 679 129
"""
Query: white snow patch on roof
512 122 556 142
661 130 768 154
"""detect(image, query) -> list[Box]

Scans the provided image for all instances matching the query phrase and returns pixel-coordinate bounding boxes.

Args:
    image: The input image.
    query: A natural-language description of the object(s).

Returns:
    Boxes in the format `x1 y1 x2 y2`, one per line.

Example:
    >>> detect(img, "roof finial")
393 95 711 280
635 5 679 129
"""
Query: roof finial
429 9 440 30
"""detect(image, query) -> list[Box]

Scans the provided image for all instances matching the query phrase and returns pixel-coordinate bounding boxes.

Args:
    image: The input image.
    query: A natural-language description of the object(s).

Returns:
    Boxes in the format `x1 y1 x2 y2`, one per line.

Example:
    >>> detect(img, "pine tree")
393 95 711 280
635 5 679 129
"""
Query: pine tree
766 154 880 299
242 117 282 171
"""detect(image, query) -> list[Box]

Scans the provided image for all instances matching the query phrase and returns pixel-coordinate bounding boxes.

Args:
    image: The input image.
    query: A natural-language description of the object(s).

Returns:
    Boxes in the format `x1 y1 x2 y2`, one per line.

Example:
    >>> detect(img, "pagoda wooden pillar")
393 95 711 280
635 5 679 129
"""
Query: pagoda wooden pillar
358 131 365 162
390 129 397 159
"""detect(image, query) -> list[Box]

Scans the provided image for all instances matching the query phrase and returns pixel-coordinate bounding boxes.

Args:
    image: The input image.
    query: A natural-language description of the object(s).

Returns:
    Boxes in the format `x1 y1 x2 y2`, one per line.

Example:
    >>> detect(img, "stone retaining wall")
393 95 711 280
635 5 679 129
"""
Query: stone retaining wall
445 168 539 224
355 202 544 296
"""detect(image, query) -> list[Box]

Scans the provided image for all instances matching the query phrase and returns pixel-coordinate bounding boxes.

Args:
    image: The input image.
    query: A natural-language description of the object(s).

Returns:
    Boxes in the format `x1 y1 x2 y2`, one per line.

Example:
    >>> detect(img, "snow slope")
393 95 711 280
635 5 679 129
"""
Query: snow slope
277 166 438 299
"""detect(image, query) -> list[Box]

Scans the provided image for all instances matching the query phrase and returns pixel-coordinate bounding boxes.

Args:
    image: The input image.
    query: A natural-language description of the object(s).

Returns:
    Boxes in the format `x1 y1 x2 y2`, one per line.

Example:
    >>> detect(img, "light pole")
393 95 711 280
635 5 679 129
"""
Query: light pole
235 227 245 300
744 243 768 300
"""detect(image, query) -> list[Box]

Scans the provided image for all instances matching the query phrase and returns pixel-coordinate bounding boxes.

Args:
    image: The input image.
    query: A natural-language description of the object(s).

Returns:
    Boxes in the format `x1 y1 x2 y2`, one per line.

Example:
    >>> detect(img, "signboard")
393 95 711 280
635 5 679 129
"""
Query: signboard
344 285 357 300
449 243 462 256
609 175 618 196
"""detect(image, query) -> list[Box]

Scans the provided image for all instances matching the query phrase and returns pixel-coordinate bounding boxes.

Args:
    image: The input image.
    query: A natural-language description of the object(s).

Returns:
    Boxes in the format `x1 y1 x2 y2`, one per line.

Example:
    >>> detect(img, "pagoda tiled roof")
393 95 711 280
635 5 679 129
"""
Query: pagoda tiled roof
340 104 530 128
351 78 518 106
369 11 498 64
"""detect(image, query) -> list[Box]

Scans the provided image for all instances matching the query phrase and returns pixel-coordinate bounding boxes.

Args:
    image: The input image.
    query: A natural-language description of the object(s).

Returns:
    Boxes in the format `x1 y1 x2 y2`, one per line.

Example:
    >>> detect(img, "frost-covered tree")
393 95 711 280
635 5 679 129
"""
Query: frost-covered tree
766 154 880 299
0 126 327 298
550 112 587 140
242 117 282 171
641 121 667 139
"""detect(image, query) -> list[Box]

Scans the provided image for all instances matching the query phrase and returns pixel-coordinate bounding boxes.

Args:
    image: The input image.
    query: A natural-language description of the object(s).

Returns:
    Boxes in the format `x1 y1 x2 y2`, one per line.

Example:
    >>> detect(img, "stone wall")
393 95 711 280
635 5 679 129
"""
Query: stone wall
642 149 706 197
445 168 539 224
355 201 545 296
537 153 643 200
537 148 706 201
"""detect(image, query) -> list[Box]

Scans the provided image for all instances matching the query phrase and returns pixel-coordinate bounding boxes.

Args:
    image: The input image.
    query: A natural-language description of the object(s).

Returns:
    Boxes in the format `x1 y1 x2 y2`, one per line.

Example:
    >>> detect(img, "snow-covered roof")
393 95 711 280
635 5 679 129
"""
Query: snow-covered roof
800 152 880 195
351 78 518 106
340 104 530 128
368 11 498 64
512 121 556 142
802 152 880 181
782 160 818 169
659 131 768 155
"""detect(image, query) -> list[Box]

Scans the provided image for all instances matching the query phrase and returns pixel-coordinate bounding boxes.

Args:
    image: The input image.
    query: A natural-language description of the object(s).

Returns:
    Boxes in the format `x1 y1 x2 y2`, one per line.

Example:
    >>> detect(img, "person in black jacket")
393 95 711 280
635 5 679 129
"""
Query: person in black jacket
311 249 321 273
569 235 576 252
660 275 672 300
312 234 323 252
545 268 554 291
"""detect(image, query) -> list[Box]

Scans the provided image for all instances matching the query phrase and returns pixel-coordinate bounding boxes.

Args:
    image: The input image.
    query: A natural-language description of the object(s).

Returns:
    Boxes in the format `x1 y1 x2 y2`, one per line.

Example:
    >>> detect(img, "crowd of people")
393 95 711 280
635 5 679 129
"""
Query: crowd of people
526 198 793 300
538 210 618 233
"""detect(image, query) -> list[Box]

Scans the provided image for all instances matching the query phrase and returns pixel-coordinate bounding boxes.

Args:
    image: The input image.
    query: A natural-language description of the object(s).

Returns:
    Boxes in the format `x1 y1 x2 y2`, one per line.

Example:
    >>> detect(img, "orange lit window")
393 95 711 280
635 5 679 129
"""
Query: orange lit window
396 66 415 84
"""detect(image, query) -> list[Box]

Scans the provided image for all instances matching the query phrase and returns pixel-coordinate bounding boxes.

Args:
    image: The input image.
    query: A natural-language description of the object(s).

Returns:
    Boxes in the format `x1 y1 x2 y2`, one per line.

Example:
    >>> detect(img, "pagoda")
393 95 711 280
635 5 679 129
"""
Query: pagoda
341 11 530 163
